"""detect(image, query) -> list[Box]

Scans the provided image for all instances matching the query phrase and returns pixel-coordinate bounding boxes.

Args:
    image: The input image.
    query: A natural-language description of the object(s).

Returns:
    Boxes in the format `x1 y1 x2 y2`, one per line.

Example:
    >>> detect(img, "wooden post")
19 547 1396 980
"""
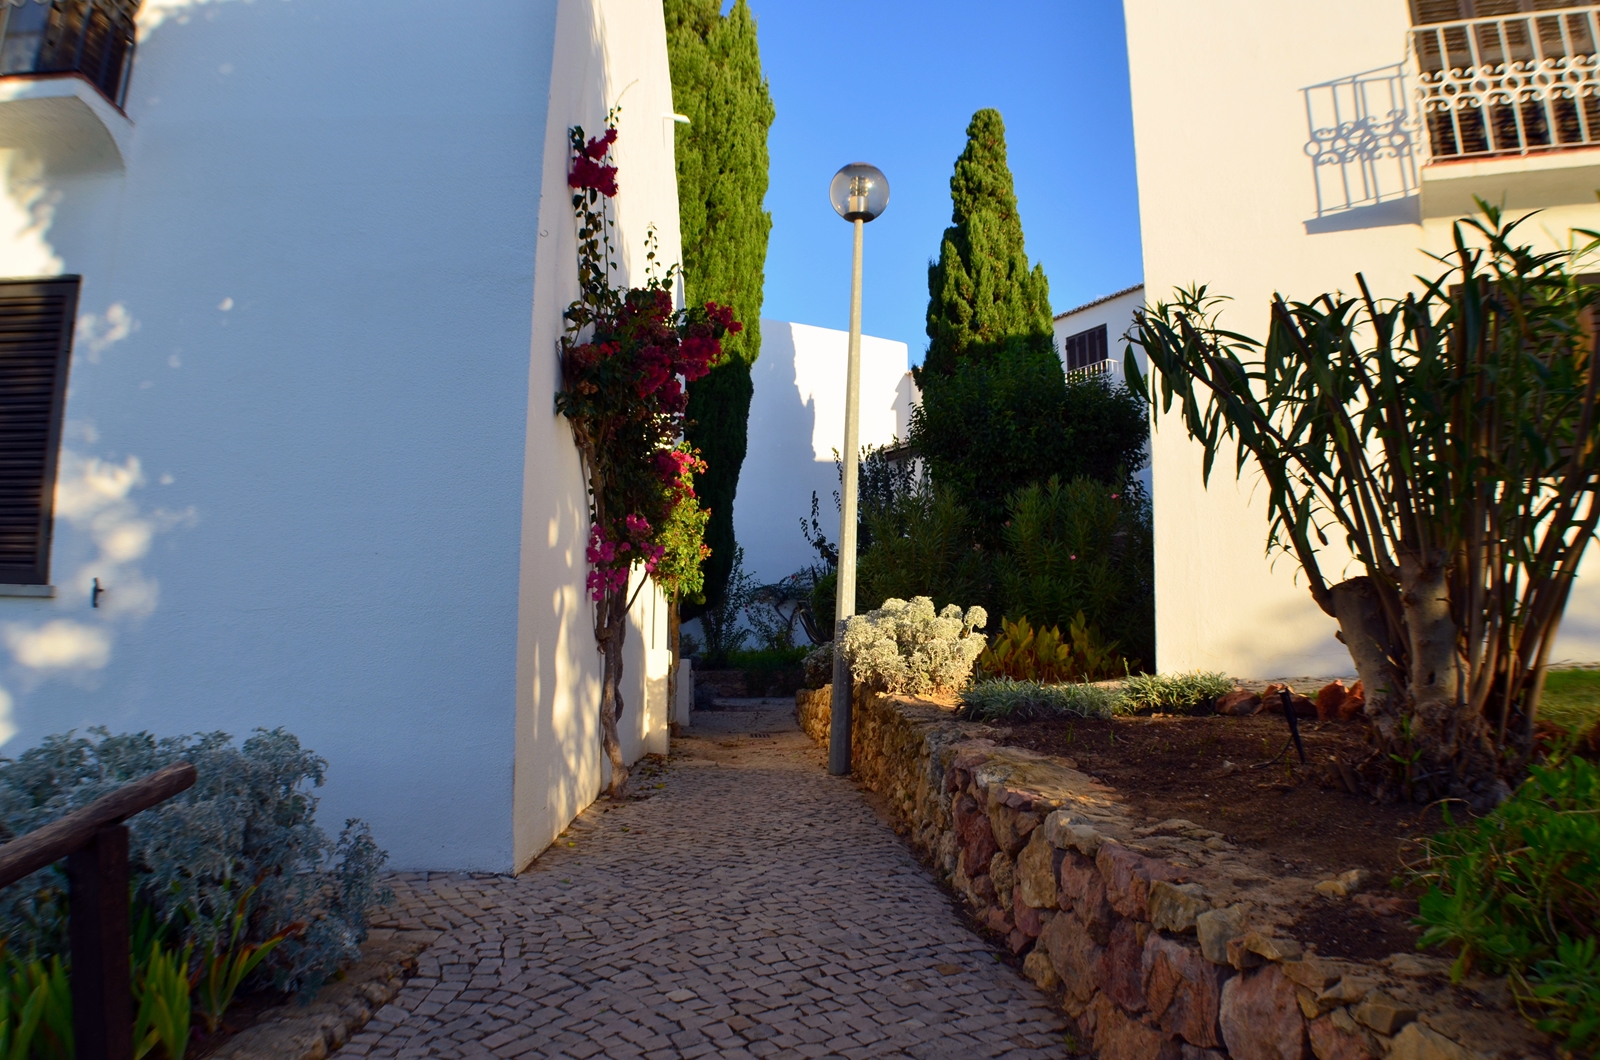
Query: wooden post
69 823 132 1060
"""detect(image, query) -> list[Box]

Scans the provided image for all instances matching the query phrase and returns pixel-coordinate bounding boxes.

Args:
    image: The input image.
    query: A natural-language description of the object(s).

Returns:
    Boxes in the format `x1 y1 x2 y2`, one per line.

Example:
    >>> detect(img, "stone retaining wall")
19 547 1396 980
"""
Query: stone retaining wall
801 684 1549 1060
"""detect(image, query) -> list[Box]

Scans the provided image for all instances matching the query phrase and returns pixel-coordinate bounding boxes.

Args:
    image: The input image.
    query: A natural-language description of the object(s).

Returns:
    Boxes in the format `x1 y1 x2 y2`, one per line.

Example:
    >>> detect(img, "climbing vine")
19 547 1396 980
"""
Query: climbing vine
555 120 736 796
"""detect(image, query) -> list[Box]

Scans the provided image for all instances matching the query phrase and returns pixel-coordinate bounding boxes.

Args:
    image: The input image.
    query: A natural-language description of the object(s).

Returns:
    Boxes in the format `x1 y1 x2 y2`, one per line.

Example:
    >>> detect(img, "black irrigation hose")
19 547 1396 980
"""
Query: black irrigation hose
1282 688 1307 764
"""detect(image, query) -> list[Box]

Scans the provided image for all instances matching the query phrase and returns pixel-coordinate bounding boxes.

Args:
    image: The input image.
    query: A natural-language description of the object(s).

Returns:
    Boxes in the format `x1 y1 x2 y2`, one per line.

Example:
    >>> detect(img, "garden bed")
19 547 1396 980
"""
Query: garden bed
800 684 1558 1059
990 712 1437 962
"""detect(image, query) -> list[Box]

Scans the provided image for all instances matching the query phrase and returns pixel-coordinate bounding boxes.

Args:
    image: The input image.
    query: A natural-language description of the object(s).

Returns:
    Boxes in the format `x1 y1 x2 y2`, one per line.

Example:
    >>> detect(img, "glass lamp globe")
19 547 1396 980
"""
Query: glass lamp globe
829 163 889 222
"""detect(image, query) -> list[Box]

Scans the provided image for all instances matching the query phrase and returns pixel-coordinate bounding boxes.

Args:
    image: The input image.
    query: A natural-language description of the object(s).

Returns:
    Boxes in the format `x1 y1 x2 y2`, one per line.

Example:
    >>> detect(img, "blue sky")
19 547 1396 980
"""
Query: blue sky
746 0 1143 364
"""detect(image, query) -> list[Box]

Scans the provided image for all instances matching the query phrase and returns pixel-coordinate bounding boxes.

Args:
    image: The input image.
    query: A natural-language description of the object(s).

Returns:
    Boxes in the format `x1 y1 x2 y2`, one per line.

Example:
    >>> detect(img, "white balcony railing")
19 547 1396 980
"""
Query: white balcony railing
1412 5 1600 160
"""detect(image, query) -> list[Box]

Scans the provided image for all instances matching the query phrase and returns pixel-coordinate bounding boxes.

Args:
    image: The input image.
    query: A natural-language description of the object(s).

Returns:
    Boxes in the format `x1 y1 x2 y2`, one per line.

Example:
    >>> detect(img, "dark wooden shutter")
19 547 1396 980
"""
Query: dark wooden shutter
0 278 78 585
1064 324 1108 371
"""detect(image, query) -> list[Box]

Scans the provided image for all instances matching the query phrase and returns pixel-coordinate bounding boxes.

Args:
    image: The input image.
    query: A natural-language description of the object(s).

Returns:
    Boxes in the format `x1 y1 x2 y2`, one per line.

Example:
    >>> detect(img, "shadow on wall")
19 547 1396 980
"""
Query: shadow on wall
1301 63 1421 234
734 320 909 588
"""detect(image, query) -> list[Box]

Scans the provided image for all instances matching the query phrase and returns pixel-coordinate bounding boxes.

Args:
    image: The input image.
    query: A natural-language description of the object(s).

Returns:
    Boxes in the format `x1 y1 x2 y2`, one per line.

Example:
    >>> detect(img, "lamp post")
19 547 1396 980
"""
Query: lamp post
826 162 889 776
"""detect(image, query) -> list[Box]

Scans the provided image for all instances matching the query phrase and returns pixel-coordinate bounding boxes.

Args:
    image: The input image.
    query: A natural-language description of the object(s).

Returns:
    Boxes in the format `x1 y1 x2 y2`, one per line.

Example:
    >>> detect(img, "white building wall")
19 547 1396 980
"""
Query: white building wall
1125 0 1600 677
736 321 910 588
512 0 677 872
0 0 674 873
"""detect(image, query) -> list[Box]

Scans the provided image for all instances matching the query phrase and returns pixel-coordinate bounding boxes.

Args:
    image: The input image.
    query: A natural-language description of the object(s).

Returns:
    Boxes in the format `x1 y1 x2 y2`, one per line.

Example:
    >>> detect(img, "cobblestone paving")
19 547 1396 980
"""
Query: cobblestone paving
339 702 1070 1060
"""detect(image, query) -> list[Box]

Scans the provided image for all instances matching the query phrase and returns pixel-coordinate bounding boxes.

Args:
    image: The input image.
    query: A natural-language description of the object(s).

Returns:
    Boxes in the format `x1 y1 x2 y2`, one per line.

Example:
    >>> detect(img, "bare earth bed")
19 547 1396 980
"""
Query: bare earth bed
990 713 1442 962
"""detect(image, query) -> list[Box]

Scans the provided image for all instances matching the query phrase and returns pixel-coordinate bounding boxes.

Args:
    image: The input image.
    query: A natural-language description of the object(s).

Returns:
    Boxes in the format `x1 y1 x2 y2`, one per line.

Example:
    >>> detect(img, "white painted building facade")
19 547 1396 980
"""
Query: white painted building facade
1125 0 1600 677
0 0 682 873
737 320 912 588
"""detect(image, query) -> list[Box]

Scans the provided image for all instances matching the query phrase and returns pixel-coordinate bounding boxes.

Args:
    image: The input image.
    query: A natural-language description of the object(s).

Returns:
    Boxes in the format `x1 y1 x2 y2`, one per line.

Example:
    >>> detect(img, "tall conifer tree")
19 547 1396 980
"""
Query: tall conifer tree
919 109 1053 378
665 0 774 615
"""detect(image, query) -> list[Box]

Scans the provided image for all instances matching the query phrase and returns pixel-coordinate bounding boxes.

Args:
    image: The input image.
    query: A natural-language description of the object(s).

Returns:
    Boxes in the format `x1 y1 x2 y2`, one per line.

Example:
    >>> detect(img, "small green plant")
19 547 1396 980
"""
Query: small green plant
1405 754 1600 1053
0 948 70 1060
1118 671 1234 714
134 937 192 1060
189 884 302 1034
958 678 1122 722
976 614 1127 683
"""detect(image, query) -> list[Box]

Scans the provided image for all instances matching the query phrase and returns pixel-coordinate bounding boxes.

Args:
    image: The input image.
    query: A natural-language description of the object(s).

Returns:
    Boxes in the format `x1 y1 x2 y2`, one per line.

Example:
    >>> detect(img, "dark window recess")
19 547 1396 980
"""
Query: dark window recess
1063 324 1108 371
0 278 78 585
1411 0 1600 24
0 0 139 108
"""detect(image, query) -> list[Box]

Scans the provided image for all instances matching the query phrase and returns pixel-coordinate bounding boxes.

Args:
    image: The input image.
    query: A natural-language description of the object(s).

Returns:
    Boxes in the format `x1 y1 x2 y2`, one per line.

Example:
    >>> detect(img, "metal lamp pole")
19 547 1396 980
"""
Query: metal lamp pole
826 163 889 777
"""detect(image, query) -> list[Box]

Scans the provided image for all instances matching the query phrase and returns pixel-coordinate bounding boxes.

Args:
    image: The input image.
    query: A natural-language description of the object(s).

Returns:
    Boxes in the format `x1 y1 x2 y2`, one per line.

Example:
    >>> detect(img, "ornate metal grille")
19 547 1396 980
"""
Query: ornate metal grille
0 0 140 109
1412 4 1600 159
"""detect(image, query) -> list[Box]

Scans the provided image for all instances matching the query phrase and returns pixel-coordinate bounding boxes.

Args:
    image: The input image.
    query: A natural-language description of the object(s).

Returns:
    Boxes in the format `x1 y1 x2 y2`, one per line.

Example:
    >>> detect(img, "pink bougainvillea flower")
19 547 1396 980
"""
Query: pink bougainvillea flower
568 156 618 197
583 128 617 160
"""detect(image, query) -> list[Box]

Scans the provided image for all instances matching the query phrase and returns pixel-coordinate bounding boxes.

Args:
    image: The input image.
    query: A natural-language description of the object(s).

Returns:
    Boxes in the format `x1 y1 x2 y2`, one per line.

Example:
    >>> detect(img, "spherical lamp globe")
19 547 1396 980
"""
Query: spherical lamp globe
829 163 889 222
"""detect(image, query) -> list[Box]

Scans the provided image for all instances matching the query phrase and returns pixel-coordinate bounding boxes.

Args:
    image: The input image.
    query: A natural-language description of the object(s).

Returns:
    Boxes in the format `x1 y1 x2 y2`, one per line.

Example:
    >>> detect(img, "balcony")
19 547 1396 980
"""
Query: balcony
0 0 138 109
1411 4 1600 214
0 0 138 172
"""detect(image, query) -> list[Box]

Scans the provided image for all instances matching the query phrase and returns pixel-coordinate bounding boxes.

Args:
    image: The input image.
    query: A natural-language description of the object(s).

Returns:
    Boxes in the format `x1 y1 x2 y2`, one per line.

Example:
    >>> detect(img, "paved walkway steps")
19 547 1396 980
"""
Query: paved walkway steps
340 701 1070 1059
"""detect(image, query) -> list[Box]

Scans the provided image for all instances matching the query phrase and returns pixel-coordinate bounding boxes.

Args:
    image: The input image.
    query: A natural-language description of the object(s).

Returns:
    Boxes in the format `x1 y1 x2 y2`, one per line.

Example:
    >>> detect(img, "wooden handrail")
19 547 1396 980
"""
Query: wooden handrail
0 761 196 889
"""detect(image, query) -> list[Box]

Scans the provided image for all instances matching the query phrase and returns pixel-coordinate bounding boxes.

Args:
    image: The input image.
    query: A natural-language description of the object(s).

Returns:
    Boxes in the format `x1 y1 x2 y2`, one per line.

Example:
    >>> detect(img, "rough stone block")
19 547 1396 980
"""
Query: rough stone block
987 802 1038 855
1181 1048 1227 1060
1059 848 1115 943
1042 904 1105 1006
1315 978 1369 1006
982 905 1013 936
1098 842 1181 920
1150 880 1210 934
1014 886 1044 937
1219 964 1309 1060
1229 931 1303 970
1041 808 1103 855
1100 918 1150 1012
1086 994 1183 1060
1143 933 1227 1048
1017 829 1058 910
1385 1021 1483 1060
1023 946 1059 992
954 792 999 872
1308 1009 1376 1060
1281 959 1338 991
1350 991 1416 1036
1196 905 1247 966
1215 690 1263 716
991 849 1016 913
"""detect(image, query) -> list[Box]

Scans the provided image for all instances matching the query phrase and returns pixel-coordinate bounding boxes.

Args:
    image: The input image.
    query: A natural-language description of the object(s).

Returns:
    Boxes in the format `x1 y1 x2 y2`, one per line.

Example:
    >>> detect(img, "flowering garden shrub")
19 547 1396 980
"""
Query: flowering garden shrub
556 118 734 795
839 596 987 696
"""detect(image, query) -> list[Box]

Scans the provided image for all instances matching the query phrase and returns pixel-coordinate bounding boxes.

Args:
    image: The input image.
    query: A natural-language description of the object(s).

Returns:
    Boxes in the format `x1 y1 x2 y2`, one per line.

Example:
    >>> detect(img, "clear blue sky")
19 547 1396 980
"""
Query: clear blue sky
746 0 1144 365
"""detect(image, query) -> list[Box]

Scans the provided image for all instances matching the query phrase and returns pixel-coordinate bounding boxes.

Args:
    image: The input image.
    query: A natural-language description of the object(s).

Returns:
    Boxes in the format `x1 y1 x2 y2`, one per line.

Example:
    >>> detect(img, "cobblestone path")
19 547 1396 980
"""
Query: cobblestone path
341 702 1069 1060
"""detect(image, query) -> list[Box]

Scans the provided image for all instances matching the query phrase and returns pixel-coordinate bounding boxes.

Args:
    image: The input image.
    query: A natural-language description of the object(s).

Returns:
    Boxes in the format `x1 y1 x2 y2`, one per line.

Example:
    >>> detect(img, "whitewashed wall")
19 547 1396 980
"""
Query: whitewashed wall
1124 0 1600 677
0 0 674 873
736 320 911 588
512 0 676 872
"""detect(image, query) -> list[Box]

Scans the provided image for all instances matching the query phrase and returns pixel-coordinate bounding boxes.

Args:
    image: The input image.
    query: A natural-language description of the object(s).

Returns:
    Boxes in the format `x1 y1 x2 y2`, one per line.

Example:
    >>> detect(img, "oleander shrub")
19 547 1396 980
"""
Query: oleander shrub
0 727 389 997
1405 754 1600 1053
1119 671 1235 715
840 596 987 696
958 678 1122 722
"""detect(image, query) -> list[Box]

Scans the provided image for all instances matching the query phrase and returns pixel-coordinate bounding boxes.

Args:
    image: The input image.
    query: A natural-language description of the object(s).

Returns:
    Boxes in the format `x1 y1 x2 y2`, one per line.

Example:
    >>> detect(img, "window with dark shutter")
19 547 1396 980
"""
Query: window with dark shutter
1063 324 1108 372
0 277 77 585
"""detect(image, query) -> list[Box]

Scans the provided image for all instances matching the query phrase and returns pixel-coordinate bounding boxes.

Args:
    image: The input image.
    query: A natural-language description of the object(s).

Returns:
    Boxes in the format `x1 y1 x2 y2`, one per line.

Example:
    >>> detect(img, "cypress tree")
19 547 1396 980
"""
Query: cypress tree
918 108 1053 378
664 0 774 615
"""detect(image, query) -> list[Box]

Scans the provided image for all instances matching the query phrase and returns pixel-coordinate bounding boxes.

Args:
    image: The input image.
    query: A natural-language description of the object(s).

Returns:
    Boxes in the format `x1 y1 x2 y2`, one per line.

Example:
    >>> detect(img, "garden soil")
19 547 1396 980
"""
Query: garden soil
992 712 1441 961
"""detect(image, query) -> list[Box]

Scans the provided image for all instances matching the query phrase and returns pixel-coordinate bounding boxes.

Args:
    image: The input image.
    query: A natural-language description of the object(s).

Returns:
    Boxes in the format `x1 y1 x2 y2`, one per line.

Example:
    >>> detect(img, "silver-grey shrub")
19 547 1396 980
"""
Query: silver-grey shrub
1119 671 1235 714
0 727 389 995
959 678 1122 722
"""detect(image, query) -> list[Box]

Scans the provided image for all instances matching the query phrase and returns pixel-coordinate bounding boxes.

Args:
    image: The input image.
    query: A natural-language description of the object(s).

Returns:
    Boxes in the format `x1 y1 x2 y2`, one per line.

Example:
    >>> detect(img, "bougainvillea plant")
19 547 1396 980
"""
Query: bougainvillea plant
555 119 736 797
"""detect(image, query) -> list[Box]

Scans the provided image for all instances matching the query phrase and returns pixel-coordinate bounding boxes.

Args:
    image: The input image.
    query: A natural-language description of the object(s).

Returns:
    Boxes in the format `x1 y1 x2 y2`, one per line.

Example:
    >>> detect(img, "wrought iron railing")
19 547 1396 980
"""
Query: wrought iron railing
0 0 139 109
1413 4 1600 159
